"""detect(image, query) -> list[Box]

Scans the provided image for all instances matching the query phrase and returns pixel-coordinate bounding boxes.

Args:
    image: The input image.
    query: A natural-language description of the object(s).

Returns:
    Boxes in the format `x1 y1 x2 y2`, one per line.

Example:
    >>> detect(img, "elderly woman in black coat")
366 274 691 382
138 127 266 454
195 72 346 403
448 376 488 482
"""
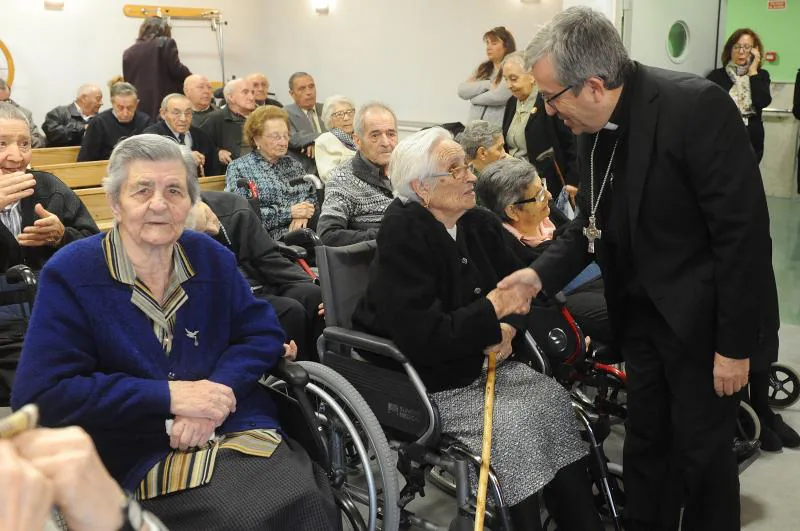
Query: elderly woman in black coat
352 127 602 531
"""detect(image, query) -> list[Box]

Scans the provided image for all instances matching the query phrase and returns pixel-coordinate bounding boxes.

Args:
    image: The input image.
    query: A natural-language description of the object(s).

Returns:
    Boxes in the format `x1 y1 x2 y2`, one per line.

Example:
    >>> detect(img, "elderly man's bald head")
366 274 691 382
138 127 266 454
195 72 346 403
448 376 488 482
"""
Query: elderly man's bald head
183 74 213 111
76 84 103 116
246 73 270 102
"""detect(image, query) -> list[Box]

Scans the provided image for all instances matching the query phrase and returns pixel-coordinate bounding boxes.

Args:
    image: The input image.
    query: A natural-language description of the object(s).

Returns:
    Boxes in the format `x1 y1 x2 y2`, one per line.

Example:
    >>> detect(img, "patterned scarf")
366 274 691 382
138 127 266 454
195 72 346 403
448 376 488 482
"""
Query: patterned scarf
329 128 357 151
725 61 754 125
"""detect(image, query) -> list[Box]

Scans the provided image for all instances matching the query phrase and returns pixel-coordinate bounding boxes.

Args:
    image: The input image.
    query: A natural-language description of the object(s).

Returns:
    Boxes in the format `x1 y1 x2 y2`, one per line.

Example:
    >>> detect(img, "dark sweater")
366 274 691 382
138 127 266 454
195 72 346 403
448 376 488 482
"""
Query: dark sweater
11 231 285 490
352 200 525 393
77 109 151 161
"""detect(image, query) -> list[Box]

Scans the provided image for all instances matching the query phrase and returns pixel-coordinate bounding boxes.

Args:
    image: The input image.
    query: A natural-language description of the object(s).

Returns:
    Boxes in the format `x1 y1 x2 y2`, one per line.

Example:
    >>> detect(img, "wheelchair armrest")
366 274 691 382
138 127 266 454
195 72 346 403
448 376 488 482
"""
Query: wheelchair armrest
322 327 408 364
276 241 308 261
282 227 322 248
268 359 309 387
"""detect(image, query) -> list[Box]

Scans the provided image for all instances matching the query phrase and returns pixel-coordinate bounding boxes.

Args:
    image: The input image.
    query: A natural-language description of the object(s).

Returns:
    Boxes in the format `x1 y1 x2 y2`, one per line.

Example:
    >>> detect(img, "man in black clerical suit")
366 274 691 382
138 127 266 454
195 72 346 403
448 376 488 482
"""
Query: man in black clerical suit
143 93 219 176
499 7 778 531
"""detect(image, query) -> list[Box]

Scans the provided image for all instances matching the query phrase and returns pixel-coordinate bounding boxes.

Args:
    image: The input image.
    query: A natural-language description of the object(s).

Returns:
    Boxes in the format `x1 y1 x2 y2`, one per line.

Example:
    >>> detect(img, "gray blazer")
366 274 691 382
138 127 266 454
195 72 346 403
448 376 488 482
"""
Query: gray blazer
286 102 326 149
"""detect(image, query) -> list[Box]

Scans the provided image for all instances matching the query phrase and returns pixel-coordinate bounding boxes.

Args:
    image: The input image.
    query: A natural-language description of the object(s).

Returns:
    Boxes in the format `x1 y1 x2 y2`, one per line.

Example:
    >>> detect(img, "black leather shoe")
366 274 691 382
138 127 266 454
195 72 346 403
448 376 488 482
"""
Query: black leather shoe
734 438 760 463
773 414 800 448
759 425 783 452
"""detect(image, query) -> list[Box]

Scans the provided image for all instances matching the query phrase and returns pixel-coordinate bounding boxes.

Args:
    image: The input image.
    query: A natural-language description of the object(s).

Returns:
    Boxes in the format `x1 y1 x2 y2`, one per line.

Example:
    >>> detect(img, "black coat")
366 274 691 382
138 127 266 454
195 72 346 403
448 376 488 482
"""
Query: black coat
0 171 99 274
77 109 151 162
198 107 248 165
502 93 579 199
122 37 192 122
794 69 800 193
352 200 526 392
200 191 312 292
42 103 87 147
143 121 219 176
706 68 772 161
532 63 779 369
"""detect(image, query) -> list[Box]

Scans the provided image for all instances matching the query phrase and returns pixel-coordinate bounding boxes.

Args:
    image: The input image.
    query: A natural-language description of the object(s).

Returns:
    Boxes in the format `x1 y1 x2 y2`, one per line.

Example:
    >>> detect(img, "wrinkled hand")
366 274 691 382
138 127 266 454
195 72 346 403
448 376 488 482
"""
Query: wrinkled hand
283 340 298 361
713 353 749 397
191 150 206 169
17 203 65 247
218 149 233 165
484 323 516 363
169 415 217 451
0 171 36 211
290 201 315 219
304 145 315 159
168 379 236 425
288 218 309 232
318 302 325 317
14 427 125 531
496 268 543 313
0 439 54 531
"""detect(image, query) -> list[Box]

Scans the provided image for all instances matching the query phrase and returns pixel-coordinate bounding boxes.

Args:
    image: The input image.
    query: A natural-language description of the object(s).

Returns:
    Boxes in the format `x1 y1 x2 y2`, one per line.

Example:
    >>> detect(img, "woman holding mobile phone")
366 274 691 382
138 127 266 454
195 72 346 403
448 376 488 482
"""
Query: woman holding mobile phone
707 28 771 162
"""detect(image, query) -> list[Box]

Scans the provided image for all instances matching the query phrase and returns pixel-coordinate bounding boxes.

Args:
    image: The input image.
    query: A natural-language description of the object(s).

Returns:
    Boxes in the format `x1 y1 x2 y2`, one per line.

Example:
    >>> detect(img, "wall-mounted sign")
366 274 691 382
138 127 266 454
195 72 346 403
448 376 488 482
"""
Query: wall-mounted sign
768 1 787 10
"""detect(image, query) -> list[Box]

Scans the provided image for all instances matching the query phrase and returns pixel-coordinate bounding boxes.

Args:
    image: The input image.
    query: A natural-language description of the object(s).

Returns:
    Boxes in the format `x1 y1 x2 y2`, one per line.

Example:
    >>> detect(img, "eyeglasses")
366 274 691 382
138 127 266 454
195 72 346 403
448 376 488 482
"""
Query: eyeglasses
543 86 573 109
733 44 753 52
331 109 355 119
168 110 193 118
429 164 475 181
263 133 290 142
513 179 548 205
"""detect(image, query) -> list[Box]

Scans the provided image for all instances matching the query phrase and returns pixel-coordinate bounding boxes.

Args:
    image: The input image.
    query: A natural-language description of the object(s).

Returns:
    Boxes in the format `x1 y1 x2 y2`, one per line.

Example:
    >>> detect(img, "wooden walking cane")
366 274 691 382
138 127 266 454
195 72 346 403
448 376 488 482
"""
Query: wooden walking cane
474 351 498 531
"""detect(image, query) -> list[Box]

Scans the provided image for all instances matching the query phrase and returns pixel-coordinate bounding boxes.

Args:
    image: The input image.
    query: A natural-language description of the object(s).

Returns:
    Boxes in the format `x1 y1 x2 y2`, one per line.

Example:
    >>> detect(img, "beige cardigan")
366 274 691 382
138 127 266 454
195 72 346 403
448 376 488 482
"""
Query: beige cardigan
314 132 357 182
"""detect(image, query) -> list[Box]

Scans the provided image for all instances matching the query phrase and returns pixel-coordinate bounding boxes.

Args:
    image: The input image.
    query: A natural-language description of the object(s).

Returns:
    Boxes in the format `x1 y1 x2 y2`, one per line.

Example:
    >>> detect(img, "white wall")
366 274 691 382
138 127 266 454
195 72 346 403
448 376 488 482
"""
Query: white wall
1 0 264 126
258 0 564 125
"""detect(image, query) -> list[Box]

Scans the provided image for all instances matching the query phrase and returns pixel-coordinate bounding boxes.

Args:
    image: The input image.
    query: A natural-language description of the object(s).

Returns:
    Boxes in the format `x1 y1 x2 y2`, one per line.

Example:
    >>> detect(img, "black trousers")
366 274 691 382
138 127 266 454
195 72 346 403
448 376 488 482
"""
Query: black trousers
621 298 739 531
261 282 323 362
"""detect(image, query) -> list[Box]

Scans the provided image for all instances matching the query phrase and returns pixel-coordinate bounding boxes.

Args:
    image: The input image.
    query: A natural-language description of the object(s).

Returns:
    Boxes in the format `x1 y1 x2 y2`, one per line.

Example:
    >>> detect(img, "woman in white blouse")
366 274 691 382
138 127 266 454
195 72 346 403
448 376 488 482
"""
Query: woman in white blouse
457 26 515 126
314 95 357 181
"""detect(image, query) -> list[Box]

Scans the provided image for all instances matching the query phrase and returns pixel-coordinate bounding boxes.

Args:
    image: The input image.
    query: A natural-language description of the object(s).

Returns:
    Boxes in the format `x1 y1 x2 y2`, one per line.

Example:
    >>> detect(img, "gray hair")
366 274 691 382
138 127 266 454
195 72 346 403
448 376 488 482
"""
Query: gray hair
76 84 101 99
222 78 243 101
456 120 503 159
288 71 312 90
524 6 630 92
353 101 397 139
160 93 189 109
502 51 526 71
389 127 453 204
109 82 138 100
475 158 539 220
103 134 199 207
320 95 355 128
0 101 30 127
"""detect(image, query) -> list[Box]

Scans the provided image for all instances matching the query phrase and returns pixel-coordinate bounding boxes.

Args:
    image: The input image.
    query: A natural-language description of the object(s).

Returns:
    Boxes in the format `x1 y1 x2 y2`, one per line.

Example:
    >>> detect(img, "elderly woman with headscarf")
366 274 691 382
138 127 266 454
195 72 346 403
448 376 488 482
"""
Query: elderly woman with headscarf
476 157 611 343
11 134 337 530
225 105 317 239
314 95 357 182
455 119 509 178
352 128 603 531
707 28 772 162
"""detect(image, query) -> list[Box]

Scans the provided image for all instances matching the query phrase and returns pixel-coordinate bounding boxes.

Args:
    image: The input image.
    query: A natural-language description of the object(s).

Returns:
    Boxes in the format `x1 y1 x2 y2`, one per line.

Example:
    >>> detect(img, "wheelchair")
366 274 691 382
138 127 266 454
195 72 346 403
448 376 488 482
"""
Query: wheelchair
314 241 622 531
0 265 38 407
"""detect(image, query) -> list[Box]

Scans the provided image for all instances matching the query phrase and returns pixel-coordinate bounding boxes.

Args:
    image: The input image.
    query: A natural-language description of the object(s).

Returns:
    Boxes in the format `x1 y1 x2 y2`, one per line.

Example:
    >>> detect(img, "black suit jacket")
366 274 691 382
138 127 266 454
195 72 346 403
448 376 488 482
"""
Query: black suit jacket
198 107 248 165
502 93 579 199
143 121 219 176
531 63 778 364
42 103 87 147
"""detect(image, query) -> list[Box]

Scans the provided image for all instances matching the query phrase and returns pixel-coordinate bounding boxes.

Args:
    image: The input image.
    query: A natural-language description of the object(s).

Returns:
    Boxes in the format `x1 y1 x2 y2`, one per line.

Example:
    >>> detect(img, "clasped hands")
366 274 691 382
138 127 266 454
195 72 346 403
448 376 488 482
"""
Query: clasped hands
289 201 315 232
168 379 237 451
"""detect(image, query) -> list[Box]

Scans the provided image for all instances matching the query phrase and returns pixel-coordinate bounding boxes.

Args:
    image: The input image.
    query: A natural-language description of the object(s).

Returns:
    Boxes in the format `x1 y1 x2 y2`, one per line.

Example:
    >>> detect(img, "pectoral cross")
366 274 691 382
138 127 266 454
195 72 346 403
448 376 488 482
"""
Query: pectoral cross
583 215 602 254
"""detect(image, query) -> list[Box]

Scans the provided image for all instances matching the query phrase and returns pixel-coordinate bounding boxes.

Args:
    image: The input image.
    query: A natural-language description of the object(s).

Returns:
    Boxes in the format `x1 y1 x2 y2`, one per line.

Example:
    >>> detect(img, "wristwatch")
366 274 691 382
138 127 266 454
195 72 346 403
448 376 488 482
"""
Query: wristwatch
118 492 144 531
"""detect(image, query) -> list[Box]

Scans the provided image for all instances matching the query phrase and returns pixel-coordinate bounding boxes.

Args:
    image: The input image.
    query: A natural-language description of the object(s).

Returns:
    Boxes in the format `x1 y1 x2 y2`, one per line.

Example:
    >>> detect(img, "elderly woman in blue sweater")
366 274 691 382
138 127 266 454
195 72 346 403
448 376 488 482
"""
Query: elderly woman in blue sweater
11 135 336 530
225 105 317 240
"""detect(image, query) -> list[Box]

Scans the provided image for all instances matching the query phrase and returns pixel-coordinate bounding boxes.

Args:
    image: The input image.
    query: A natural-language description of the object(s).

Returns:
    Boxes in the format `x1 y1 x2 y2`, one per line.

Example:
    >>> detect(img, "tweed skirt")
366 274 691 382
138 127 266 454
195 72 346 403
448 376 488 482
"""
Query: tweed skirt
431 360 587 506
140 438 338 531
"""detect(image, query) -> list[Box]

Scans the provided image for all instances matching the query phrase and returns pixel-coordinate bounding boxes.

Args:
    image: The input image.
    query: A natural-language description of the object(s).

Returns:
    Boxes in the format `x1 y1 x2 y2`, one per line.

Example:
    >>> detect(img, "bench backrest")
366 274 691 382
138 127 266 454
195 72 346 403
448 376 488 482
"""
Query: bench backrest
35 161 108 189
30 146 80 167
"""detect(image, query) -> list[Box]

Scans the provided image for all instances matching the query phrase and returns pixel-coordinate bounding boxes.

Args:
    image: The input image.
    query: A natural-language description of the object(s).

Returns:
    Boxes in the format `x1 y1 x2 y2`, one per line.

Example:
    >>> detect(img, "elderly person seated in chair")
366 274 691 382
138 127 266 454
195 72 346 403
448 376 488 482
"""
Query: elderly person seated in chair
476 157 611 343
11 134 337 531
225 105 317 240
455 119 509 178
314 95 357 181
352 128 603 531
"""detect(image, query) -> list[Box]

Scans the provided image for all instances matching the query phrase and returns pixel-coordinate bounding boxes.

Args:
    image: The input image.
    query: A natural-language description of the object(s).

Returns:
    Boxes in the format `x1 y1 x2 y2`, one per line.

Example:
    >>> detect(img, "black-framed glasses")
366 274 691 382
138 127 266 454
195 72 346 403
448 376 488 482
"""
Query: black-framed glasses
429 164 475 181
543 85 573 109
331 109 355 119
733 44 753 52
513 179 548 205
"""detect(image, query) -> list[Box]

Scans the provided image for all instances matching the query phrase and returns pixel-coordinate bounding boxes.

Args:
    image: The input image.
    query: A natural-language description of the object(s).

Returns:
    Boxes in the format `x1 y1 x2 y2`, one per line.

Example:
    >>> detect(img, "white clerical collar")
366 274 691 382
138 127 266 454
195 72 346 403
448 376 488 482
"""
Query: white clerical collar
603 122 619 131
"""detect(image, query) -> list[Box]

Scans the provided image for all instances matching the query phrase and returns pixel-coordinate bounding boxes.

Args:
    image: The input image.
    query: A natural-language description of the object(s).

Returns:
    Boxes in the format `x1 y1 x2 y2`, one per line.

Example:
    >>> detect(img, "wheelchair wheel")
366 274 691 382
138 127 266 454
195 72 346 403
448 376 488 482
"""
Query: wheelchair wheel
297 361 401 531
767 363 800 409
737 401 761 441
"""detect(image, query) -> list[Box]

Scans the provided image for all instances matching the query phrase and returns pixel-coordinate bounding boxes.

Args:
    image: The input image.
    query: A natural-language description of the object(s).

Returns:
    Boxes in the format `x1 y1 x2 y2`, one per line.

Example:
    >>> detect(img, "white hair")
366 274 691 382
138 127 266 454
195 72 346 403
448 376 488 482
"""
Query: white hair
321 95 355 128
389 127 453 204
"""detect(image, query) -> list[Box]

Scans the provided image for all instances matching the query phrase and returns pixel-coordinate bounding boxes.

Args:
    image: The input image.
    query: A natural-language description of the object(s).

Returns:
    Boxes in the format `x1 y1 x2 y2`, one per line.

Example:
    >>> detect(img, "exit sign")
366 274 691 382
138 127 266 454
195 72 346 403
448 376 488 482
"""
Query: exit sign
768 0 787 9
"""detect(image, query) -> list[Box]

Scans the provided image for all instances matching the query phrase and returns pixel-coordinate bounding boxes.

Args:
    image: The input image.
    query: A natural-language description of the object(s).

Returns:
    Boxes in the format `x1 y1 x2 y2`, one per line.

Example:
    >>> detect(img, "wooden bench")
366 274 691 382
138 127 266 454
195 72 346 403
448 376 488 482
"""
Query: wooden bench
35 160 108 189
31 146 80 166
77 175 228 232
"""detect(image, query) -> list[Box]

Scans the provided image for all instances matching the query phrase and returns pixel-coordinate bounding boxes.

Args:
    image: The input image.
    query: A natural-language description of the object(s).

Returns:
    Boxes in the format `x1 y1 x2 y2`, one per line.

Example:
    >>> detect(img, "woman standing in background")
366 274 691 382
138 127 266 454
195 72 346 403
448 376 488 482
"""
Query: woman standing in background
707 28 772 162
457 27 515 127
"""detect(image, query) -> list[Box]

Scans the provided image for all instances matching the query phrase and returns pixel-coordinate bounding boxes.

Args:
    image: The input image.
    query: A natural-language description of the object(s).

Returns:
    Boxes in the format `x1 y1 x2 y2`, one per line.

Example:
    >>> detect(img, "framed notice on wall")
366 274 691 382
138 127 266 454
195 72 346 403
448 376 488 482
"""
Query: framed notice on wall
768 1 787 9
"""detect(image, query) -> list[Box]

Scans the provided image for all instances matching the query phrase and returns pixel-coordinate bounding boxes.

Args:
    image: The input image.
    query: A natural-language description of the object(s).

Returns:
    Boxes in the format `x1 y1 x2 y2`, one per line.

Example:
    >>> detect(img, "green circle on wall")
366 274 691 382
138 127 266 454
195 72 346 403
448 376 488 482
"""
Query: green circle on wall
667 21 690 62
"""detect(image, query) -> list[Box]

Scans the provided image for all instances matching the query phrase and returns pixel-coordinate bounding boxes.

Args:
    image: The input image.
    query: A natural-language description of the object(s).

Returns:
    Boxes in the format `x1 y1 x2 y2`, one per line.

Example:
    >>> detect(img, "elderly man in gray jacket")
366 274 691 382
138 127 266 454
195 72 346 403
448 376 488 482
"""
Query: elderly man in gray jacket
285 72 326 174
